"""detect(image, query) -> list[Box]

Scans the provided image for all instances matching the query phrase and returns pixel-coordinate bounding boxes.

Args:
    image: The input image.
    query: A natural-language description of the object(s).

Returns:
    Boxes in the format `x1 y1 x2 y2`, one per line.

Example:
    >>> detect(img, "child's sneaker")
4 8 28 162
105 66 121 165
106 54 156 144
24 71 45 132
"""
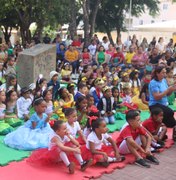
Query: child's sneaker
146 155 159 165
135 158 151 168
68 162 75 174
81 159 93 171
172 125 176 141
97 161 109 167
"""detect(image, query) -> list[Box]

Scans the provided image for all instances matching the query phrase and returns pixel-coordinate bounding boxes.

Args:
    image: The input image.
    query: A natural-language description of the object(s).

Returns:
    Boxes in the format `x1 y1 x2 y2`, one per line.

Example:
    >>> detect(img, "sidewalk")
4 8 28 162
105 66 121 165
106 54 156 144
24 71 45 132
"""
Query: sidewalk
98 144 176 180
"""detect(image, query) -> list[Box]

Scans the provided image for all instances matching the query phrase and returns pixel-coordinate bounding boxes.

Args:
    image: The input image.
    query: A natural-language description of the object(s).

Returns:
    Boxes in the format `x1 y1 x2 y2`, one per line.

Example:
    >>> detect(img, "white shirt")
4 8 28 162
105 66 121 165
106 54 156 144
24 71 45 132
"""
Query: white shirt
66 121 81 138
101 42 110 51
17 97 32 118
86 131 110 150
48 132 70 151
88 44 97 56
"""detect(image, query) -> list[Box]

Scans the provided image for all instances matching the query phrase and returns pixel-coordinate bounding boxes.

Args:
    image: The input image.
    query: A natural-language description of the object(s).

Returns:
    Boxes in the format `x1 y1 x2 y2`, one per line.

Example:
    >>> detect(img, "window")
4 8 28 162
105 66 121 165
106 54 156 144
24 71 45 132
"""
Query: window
163 4 168 10
139 20 143 25
151 20 155 24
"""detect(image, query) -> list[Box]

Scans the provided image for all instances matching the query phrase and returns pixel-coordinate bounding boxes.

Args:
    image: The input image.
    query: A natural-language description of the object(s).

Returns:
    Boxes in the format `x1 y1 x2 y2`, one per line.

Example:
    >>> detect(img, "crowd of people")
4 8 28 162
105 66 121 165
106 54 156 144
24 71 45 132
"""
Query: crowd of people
0 33 176 174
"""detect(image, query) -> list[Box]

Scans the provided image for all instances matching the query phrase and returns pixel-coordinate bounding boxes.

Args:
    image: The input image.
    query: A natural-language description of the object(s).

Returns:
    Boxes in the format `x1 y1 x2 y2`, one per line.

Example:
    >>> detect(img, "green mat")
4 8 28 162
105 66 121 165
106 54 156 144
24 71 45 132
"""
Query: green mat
0 136 30 166
107 110 150 133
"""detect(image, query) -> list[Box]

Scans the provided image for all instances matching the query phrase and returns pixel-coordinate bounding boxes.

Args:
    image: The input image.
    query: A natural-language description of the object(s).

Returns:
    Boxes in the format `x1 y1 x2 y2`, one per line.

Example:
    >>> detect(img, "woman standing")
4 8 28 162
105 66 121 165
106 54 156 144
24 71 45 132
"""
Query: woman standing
148 66 176 128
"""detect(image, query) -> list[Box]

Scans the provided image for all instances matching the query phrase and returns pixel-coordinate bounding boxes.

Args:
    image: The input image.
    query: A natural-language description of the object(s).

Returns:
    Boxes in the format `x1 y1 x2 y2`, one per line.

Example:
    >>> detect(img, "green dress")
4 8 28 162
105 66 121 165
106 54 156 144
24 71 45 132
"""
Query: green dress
98 52 105 64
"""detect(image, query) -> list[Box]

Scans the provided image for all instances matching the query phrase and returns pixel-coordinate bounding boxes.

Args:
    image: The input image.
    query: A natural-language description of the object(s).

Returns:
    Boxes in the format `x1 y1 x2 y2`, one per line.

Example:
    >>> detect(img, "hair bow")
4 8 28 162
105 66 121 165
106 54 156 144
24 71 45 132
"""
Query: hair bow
88 116 98 125
49 120 55 127
90 106 98 113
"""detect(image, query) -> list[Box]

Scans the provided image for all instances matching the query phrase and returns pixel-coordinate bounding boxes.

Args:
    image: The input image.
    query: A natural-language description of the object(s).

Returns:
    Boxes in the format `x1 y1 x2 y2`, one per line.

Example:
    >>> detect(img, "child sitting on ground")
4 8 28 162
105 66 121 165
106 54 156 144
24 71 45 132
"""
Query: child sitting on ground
28 120 92 174
116 110 159 168
142 107 167 146
82 117 125 167
97 86 116 124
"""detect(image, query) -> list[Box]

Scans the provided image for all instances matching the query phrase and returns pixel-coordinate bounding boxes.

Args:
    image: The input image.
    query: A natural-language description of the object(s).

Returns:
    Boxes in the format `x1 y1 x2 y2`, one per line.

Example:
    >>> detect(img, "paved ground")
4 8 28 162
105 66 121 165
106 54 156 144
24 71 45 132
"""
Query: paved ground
97 144 176 180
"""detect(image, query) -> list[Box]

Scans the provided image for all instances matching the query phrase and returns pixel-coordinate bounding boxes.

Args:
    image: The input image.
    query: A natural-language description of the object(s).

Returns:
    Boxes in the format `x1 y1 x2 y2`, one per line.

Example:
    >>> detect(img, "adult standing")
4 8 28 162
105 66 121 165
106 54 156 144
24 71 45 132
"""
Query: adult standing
148 66 176 127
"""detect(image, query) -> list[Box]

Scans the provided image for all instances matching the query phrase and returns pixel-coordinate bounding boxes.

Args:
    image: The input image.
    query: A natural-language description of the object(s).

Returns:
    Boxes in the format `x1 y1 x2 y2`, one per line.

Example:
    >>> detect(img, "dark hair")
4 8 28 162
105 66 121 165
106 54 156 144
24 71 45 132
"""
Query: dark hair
6 90 17 104
126 110 140 122
112 87 120 101
78 82 87 91
76 96 87 109
43 88 52 99
6 74 17 92
33 97 44 106
152 66 166 81
36 77 47 92
166 67 173 74
130 70 140 87
150 107 163 116
91 118 104 131
51 120 64 132
57 87 66 99
139 83 149 98
64 107 76 117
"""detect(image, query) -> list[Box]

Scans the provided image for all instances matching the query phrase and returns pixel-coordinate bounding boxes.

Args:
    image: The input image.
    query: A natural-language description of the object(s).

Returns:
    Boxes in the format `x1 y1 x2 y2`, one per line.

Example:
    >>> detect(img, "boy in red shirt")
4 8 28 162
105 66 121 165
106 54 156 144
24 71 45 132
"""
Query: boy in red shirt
142 107 167 146
116 110 159 168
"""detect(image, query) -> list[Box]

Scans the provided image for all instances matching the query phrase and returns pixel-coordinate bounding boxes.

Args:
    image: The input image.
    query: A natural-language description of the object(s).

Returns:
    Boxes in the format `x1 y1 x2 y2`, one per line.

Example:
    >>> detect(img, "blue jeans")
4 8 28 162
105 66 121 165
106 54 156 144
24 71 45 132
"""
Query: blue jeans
104 115 115 124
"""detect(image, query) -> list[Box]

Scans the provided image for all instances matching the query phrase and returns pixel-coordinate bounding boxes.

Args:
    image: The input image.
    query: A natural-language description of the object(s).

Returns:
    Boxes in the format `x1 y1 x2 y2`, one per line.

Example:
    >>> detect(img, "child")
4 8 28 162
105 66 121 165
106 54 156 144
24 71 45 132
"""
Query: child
97 86 116 124
116 110 159 168
82 118 125 167
142 107 167 146
43 88 54 117
0 74 21 94
0 62 6 85
121 85 138 110
67 83 75 96
0 89 13 135
29 83 36 102
47 71 60 100
92 78 104 106
5 89 22 127
4 97 53 150
35 75 47 98
61 63 72 82
28 120 92 174
76 96 88 128
74 83 88 102
81 47 92 66
17 87 32 121
4 56 16 77
130 69 141 96
65 108 86 144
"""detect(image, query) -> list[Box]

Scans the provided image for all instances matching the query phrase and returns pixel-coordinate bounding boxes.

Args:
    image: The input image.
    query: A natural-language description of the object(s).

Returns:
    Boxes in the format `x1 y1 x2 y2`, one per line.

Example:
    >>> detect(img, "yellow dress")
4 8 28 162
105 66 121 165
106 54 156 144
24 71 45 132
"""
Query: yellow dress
132 94 148 110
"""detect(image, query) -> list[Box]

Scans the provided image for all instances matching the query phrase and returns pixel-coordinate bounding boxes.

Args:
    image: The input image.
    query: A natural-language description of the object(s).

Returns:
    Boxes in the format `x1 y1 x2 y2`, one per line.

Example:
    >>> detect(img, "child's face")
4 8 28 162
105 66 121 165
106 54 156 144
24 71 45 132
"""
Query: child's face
9 58 15 66
62 88 69 97
35 101 47 114
45 91 52 101
124 76 129 82
40 80 47 88
167 70 173 78
129 115 141 129
67 111 77 123
88 97 94 106
98 120 108 134
112 89 119 98
84 48 88 52
52 75 58 82
10 78 17 86
104 89 112 98
65 65 69 70
124 88 131 95
153 112 163 124
0 91 6 102
79 99 88 109
56 123 67 137
10 91 18 101
80 87 88 95
23 91 31 99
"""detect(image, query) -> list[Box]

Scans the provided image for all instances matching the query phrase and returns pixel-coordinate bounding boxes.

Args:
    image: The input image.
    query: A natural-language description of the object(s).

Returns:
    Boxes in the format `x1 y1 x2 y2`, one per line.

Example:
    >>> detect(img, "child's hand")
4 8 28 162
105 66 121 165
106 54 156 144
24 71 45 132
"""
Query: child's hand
102 152 108 161
74 147 81 154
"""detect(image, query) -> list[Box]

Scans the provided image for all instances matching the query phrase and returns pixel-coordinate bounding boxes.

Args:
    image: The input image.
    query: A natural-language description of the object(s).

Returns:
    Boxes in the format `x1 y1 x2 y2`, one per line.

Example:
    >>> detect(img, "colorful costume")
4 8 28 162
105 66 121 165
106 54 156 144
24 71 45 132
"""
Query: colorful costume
4 112 53 150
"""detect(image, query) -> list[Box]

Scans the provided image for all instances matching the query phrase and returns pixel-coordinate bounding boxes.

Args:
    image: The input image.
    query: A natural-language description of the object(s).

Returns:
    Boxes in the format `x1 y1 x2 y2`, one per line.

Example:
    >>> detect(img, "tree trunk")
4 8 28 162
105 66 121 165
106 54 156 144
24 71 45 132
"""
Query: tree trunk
20 25 31 45
89 0 101 39
82 0 90 47
34 21 44 41
105 27 114 45
68 0 77 39
2 26 12 44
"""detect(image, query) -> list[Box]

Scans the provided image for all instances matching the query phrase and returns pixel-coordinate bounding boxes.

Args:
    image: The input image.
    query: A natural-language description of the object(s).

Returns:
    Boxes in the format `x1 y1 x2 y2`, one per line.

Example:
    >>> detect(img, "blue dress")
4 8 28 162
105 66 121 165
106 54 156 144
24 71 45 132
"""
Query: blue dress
4 112 53 150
